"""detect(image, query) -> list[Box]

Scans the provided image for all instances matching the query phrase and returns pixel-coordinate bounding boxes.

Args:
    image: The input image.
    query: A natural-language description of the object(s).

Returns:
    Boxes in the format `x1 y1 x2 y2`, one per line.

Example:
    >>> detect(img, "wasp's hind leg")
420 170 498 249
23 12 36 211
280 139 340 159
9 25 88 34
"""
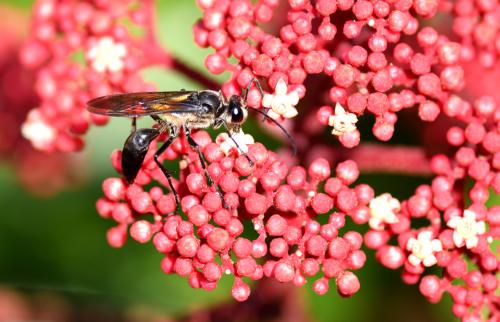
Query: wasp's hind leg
122 128 159 183
184 127 229 209
153 126 180 206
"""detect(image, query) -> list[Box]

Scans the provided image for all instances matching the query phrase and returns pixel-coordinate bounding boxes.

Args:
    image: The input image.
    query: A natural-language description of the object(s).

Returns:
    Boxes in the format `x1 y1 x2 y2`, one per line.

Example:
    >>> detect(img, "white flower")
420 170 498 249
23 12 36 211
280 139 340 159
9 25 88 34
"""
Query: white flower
216 129 254 156
407 230 442 267
328 103 358 136
262 78 300 119
87 37 127 73
447 209 486 249
368 193 400 230
21 109 56 151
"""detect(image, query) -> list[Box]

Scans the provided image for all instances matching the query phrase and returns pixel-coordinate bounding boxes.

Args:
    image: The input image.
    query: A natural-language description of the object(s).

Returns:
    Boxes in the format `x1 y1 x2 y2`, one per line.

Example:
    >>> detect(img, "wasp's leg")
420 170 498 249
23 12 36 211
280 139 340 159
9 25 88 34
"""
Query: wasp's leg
226 131 254 166
245 77 264 97
122 128 159 183
244 78 269 119
219 120 253 166
153 126 180 205
131 117 137 133
184 128 229 209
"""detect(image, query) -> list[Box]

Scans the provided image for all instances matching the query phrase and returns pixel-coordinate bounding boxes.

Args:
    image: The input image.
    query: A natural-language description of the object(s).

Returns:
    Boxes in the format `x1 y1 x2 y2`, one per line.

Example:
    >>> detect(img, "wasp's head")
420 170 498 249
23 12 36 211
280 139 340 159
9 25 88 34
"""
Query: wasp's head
226 95 248 125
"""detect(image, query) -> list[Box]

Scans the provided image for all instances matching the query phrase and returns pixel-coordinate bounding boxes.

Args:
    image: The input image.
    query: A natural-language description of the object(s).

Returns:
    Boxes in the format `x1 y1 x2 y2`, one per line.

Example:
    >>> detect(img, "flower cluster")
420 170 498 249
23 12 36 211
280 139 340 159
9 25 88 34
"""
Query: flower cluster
193 0 476 148
19 0 163 152
362 152 499 321
190 2 499 318
97 131 369 301
0 6 78 194
448 0 500 68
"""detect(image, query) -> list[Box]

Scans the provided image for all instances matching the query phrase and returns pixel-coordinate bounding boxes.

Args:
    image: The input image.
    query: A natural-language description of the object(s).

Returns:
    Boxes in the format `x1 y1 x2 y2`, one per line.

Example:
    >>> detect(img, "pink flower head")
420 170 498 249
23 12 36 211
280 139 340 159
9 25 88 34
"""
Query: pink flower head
97 131 367 301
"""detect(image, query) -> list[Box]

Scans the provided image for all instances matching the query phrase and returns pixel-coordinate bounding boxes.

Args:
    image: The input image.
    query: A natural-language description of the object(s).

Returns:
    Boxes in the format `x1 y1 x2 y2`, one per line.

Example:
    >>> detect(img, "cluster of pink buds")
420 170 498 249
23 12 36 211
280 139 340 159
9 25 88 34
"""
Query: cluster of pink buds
97 130 368 301
0 6 78 194
189 3 500 319
448 0 500 68
19 0 161 152
194 0 471 147
361 90 500 321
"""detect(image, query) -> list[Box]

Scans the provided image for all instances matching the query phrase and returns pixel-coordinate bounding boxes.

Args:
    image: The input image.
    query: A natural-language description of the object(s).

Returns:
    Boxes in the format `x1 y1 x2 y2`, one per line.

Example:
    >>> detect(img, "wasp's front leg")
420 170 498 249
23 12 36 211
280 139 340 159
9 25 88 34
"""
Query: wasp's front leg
217 120 254 166
184 127 229 209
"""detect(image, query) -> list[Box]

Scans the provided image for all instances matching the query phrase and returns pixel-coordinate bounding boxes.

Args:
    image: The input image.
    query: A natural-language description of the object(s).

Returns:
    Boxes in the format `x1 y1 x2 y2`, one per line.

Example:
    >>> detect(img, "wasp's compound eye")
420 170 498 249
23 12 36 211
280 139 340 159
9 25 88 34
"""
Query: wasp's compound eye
230 101 244 123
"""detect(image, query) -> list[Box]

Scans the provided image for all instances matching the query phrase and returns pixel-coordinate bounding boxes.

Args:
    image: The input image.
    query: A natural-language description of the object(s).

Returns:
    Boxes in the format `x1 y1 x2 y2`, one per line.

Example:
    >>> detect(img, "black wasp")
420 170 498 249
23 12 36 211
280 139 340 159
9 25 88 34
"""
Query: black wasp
87 79 296 206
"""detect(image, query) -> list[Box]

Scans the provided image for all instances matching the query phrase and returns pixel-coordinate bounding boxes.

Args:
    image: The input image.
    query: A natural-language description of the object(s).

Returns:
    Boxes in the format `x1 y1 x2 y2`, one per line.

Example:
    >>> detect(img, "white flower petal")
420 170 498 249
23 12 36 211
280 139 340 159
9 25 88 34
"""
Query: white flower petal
406 238 417 251
408 254 422 266
368 217 383 231
262 94 273 107
92 61 106 73
453 231 465 248
447 216 459 228
275 78 288 95
289 91 300 105
476 221 486 235
431 240 443 252
423 255 437 267
465 236 478 249
116 44 127 56
334 103 346 115
419 231 433 241
284 106 298 118
463 210 476 220
267 109 280 120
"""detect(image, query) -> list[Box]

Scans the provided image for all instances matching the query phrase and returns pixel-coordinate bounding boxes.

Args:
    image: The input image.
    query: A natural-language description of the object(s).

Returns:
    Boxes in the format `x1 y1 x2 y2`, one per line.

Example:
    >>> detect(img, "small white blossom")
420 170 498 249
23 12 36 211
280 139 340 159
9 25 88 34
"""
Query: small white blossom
87 37 127 73
21 109 56 151
262 78 300 119
328 103 358 136
216 129 254 156
368 193 400 230
447 209 486 249
407 231 443 267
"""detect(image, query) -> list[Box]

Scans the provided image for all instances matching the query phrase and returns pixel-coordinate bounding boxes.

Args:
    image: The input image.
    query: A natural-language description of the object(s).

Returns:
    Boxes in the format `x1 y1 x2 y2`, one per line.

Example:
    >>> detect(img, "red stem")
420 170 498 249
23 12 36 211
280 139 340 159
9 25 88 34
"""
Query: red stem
170 57 221 90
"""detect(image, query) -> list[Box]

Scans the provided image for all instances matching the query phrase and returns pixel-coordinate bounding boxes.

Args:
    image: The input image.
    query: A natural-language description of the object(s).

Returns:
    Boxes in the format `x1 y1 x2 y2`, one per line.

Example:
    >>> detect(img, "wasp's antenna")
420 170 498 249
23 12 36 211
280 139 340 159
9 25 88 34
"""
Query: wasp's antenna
243 78 264 101
250 107 297 157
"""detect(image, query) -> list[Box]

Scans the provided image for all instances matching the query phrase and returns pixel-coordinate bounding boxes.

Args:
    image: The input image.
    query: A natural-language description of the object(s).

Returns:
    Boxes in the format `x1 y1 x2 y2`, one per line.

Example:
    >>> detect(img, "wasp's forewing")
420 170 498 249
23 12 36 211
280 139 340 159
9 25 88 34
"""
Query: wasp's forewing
87 91 203 117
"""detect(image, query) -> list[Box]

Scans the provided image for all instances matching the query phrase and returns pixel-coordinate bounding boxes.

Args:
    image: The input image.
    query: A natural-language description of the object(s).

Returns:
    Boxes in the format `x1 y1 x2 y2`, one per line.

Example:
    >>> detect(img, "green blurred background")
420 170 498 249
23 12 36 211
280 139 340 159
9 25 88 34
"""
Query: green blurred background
1 0 494 321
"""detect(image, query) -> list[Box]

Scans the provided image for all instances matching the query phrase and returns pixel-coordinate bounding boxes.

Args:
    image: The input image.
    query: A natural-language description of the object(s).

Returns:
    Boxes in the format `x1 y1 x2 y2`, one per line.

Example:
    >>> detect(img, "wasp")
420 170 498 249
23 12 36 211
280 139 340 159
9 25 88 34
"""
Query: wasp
87 79 296 206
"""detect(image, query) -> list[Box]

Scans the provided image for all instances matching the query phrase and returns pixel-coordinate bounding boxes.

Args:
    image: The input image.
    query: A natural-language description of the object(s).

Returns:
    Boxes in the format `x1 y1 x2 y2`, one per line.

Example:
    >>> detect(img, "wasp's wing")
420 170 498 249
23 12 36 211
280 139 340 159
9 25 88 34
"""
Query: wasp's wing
87 91 202 117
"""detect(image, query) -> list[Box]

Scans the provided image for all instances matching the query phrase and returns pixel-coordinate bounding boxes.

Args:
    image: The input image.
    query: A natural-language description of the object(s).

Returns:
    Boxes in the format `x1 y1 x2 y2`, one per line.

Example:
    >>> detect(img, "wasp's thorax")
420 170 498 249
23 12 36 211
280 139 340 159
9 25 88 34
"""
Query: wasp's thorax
198 90 223 112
